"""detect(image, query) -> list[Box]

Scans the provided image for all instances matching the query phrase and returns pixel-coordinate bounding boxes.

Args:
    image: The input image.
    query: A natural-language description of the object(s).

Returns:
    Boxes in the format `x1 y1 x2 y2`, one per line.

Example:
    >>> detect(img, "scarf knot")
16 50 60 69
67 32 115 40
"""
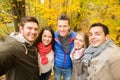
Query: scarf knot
37 42 52 65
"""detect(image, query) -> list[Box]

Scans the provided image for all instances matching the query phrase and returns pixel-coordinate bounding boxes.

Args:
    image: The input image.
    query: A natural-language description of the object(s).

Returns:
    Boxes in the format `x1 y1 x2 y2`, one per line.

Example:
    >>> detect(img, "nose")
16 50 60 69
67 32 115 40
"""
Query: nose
31 29 38 34
46 37 49 40
31 30 35 35
90 34 96 39
60 26 64 30
45 36 50 41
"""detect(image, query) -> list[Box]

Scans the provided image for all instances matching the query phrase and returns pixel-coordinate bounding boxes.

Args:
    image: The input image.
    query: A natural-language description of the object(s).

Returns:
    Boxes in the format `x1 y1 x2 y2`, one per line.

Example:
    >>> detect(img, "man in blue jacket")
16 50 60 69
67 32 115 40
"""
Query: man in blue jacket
54 14 76 80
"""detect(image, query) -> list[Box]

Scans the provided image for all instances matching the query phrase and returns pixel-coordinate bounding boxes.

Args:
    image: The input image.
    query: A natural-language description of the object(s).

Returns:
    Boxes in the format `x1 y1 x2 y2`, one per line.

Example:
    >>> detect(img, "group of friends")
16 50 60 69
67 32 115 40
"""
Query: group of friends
0 14 120 80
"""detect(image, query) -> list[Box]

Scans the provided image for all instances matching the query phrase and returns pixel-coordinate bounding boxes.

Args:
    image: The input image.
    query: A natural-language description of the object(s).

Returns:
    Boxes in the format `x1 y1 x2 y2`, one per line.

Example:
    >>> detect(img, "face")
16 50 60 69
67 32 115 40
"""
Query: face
42 30 52 46
20 22 39 43
89 26 109 47
58 20 70 37
74 34 85 49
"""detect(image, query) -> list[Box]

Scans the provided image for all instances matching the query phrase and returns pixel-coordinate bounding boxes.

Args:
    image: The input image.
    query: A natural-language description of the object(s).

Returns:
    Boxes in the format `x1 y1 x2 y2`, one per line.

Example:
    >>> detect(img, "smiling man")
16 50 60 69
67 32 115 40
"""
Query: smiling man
54 14 76 80
0 16 39 80
82 22 120 80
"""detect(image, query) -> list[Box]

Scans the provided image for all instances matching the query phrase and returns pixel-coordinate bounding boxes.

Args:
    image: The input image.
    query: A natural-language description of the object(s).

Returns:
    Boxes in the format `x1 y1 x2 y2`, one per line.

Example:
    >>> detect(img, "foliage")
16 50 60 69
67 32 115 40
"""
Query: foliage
0 0 13 38
0 0 120 46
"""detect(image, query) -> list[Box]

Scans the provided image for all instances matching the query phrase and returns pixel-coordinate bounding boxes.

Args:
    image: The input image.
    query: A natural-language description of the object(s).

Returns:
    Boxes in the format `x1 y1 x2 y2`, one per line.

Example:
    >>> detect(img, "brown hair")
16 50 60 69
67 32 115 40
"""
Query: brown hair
20 16 39 27
90 22 109 36
57 14 70 25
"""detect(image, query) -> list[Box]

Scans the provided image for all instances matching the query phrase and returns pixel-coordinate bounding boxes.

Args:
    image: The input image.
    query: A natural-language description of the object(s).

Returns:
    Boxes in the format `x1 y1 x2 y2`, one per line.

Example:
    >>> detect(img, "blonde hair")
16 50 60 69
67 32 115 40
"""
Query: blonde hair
75 32 89 48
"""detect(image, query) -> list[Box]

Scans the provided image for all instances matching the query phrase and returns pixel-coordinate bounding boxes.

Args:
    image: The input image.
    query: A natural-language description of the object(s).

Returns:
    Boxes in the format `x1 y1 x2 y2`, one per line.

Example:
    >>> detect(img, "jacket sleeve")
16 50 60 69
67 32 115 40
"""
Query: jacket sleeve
108 52 120 80
0 43 16 76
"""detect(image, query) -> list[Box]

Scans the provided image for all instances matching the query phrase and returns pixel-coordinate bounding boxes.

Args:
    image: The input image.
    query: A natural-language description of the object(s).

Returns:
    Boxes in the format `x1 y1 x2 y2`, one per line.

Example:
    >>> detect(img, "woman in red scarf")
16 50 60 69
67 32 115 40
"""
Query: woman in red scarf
34 27 54 80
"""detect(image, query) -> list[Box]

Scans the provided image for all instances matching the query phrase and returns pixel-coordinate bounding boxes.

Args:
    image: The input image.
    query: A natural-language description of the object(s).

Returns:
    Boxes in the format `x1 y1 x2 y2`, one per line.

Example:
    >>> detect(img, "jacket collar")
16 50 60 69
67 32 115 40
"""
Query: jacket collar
10 32 32 45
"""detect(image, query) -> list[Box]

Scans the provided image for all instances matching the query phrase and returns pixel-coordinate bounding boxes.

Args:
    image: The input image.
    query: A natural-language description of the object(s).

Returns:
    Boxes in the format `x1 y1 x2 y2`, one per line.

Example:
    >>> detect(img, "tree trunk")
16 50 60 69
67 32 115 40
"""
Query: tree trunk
10 0 26 32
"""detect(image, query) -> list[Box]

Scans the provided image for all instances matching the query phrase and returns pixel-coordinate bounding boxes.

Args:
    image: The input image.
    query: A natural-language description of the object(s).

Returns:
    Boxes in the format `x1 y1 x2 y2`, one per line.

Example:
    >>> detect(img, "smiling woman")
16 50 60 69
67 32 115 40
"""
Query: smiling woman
70 32 89 80
34 26 55 80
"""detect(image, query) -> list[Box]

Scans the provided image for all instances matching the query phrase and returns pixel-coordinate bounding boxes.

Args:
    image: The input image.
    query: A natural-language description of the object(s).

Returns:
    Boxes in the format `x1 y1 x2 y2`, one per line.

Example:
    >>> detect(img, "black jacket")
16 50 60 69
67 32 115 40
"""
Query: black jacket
0 35 39 80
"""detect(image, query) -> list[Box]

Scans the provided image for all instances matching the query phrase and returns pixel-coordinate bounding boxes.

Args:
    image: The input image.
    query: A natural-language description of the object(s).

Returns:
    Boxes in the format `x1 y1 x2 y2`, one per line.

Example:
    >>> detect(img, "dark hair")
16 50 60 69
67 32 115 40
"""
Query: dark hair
34 27 55 50
90 22 109 35
20 16 39 27
84 33 89 48
57 14 70 25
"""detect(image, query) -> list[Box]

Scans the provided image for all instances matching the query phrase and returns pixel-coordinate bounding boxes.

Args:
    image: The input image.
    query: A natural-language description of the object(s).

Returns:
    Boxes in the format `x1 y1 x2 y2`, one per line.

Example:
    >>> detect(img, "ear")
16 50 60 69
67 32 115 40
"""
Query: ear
19 26 23 33
69 25 70 29
105 34 110 40
68 26 70 31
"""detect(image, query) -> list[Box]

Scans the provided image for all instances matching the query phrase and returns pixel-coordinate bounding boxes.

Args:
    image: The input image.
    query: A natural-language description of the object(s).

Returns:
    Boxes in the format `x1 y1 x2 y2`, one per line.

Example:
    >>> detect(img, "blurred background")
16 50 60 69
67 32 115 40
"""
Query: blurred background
0 0 120 46
0 0 120 79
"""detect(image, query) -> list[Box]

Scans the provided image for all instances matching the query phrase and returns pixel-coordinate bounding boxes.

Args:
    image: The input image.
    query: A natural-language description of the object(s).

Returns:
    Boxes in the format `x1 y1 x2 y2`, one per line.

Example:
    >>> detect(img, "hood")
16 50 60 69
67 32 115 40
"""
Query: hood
10 32 31 44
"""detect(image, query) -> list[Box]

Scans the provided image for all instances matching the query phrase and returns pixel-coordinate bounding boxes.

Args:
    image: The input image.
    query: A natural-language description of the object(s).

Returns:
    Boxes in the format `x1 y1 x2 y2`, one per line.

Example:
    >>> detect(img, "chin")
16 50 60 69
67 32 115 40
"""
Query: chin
92 45 99 48
91 43 98 47
60 34 65 37
29 39 35 42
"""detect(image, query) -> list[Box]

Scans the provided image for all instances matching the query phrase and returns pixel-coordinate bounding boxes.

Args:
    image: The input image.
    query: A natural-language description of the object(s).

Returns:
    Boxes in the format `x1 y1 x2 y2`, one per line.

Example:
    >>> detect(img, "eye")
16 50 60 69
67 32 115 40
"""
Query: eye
63 25 67 28
58 25 62 27
79 39 83 42
27 27 32 30
48 36 52 39
96 33 100 35
43 35 47 37
34 28 39 31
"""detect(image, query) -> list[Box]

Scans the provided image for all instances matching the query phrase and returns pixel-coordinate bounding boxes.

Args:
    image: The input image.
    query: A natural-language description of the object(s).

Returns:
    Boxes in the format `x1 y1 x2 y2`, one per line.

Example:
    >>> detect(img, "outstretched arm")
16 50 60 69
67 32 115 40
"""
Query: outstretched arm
0 43 16 76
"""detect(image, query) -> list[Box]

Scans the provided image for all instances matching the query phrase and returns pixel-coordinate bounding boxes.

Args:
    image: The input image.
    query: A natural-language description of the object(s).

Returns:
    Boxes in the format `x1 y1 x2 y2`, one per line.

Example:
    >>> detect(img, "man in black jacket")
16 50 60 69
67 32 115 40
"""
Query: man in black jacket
0 16 39 80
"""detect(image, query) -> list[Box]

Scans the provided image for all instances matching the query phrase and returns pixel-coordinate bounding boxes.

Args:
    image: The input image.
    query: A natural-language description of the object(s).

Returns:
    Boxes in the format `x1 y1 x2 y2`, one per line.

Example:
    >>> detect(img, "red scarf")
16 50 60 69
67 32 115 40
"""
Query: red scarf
37 42 52 65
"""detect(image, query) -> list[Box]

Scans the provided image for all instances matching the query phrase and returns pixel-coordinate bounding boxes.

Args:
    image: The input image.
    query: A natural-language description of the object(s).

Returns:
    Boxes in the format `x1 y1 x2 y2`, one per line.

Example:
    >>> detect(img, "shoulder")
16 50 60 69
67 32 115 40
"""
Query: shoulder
105 44 120 78
54 31 59 38
2 35 22 49
103 41 119 52
103 43 120 63
1 35 25 55
107 44 120 64
69 31 76 40
70 31 76 36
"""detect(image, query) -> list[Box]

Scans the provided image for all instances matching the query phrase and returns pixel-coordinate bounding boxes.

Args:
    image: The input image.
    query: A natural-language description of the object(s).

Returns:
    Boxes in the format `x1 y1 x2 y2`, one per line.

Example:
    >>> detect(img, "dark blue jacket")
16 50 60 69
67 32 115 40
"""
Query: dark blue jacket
54 31 76 68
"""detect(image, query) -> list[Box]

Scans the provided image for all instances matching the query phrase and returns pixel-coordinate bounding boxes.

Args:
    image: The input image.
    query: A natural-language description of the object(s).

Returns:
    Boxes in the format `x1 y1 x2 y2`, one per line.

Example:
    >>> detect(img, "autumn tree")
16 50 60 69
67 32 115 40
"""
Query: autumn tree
10 0 26 32
0 0 120 46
